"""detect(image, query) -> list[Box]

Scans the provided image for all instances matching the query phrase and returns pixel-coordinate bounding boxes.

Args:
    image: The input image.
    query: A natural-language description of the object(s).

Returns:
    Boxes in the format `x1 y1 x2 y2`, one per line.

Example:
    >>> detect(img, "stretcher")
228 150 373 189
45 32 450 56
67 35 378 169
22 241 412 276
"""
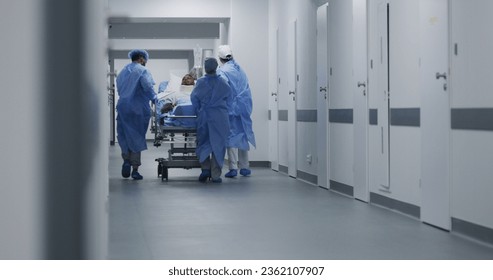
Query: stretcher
152 105 200 181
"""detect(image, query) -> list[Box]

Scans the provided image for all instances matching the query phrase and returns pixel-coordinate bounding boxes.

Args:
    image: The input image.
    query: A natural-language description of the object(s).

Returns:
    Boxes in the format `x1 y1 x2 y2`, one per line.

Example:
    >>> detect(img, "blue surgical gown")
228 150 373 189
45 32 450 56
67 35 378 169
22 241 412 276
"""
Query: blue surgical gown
116 62 156 154
217 60 256 150
191 74 231 167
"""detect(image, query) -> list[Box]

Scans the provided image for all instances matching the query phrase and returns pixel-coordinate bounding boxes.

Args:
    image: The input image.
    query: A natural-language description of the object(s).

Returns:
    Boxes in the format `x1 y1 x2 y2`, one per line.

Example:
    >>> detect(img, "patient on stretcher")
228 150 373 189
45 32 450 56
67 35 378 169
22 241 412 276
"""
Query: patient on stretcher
156 74 197 128
161 100 196 128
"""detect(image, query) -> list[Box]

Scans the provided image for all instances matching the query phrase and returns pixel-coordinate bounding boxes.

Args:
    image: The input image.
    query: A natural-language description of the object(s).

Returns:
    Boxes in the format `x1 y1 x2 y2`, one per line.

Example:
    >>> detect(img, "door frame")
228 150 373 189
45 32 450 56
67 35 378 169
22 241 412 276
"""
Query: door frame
287 19 298 178
269 27 280 171
317 3 330 189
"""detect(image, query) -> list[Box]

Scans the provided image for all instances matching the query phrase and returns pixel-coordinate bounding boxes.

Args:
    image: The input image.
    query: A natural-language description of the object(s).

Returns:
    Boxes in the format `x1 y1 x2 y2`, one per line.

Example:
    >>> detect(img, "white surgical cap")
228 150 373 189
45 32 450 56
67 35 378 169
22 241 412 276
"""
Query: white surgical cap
217 45 232 59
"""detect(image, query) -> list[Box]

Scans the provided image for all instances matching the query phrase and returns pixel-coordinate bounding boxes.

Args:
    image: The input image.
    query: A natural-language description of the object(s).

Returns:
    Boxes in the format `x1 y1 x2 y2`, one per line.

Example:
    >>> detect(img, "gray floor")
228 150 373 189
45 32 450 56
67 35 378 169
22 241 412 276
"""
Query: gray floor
108 144 493 260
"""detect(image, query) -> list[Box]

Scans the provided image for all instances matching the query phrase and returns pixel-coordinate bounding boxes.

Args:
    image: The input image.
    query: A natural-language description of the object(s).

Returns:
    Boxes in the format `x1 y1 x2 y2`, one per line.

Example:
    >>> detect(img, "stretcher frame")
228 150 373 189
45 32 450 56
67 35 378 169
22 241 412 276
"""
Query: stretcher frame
152 105 201 181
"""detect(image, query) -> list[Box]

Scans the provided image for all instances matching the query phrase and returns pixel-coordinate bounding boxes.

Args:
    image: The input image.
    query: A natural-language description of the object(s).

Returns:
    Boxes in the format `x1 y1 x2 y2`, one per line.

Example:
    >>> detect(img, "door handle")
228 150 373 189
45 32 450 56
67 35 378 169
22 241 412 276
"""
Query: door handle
320 87 327 92
271 92 277 96
436 72 447 80
381 127 384 154
289 91 295 95
357 81 366 88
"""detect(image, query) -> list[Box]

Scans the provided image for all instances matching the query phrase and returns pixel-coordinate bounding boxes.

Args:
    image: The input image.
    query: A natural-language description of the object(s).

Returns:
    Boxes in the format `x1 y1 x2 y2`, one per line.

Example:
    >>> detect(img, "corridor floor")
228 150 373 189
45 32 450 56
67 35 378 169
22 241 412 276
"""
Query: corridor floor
108 144 493 260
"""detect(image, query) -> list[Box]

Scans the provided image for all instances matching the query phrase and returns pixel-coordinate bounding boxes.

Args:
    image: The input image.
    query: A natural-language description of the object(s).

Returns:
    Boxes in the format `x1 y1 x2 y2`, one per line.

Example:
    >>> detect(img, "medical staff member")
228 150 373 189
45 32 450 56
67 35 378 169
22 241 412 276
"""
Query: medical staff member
116 49 157 180
217 45 256 178
191 57 231 183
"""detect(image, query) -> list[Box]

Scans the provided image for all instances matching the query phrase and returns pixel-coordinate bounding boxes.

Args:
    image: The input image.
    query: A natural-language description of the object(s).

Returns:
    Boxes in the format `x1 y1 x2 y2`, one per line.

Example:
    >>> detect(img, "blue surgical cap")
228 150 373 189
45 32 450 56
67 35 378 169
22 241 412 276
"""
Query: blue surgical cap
128 49 149 61
204 57 218 74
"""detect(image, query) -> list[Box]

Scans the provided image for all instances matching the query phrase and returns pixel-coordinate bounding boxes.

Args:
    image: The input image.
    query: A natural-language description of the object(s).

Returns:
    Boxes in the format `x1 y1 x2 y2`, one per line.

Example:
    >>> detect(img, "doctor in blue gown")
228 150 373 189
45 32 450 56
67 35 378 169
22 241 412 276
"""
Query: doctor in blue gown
216 45 256 178
116 49 157 180
191 57 231 183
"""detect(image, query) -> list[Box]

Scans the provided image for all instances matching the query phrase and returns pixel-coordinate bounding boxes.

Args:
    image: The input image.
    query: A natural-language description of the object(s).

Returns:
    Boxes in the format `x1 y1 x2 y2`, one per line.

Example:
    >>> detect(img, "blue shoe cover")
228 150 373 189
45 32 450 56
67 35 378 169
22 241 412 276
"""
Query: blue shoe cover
225 169 237 178
212 177 222 183
240 168 251 176
199 169 211 182
122 161 131 178
131 170 143 180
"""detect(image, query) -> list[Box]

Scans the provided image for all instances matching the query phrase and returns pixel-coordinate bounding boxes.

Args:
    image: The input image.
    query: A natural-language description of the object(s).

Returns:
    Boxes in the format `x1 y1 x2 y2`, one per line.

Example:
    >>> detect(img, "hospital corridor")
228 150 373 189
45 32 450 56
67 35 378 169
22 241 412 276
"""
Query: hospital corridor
2 0 493 262
107 145 493 259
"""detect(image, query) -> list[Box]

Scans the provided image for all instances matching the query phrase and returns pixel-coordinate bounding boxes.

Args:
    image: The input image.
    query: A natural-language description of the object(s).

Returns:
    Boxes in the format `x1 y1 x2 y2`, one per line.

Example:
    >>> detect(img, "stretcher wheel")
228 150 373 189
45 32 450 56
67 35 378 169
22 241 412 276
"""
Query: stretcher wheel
157 163 163 177
161 167 168 181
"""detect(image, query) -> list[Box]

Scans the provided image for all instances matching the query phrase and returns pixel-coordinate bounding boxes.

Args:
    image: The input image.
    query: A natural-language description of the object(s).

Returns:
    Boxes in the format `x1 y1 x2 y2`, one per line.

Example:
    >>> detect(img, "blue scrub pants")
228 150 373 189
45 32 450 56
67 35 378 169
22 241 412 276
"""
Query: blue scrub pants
201 154 222 180
122 151 141 167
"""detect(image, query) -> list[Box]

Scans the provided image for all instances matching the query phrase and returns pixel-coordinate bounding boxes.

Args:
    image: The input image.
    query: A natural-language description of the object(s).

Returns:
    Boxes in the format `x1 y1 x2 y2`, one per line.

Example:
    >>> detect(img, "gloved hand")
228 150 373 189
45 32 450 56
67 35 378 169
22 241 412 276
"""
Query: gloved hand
151 95 158 104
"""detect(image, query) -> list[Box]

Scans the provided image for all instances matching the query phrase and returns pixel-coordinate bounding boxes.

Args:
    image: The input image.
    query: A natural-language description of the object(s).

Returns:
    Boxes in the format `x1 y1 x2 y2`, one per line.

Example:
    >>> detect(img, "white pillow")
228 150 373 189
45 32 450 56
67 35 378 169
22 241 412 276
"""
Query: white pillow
163 73 181 94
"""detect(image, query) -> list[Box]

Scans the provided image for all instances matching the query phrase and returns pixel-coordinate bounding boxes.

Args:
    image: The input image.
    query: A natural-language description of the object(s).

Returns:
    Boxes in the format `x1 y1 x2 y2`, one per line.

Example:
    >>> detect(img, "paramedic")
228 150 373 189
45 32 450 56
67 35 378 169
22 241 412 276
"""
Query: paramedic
217 45 256 178
191 57 231 183
116 49 157 180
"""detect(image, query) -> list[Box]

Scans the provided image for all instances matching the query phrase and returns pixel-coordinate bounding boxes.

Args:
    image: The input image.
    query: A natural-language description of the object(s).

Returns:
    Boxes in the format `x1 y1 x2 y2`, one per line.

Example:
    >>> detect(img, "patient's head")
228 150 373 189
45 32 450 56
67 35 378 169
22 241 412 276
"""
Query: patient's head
181 74 195 86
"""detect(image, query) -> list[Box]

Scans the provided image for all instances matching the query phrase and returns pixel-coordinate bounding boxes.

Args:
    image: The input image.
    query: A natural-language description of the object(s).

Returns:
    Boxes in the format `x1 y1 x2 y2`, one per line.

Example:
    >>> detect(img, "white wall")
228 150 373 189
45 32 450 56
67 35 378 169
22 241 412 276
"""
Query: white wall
109 39 217 51
108 0 231 18
230 0 270 162
0 0 44 259
450 0 493 229
1 0 108 259
83 0 110 259
268 0 280 168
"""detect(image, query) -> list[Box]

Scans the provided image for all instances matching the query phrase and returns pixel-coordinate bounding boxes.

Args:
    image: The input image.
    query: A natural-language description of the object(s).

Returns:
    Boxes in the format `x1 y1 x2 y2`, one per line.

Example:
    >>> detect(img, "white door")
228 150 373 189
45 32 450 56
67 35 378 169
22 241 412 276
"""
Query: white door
278 25 289 174
328 0 354 190
287 20 298 178
377 1 390 191
420 0 450 230
269 28 280 171
353 0 369 202
317 4 329 189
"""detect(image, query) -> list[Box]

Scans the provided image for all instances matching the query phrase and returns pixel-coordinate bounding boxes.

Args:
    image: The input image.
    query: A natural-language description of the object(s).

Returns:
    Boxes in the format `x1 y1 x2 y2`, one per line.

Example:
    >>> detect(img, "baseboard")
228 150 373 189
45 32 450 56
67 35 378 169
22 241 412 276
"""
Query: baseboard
329 180 354 197
370 192 420 219
452 217 493 246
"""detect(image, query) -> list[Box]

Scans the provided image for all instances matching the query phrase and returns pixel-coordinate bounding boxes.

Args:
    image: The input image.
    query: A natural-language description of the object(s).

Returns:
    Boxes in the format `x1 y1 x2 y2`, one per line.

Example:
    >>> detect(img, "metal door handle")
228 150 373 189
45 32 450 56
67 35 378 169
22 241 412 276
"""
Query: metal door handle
357 81 366 88
289 91 295 95
436 72 447 80
320 87 327 92
381 127 384 154
271 92 277 96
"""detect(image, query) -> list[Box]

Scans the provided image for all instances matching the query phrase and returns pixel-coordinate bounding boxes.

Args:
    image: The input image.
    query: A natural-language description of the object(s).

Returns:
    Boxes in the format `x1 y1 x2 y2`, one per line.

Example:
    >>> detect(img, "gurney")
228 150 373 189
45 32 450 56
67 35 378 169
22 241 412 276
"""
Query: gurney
152 104 200 181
